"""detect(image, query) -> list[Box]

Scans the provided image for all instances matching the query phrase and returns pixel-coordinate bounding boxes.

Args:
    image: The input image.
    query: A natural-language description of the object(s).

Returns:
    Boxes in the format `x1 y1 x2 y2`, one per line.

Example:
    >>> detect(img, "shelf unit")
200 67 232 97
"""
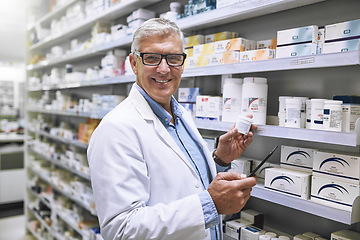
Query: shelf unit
28 0 161 51
26 0 360 238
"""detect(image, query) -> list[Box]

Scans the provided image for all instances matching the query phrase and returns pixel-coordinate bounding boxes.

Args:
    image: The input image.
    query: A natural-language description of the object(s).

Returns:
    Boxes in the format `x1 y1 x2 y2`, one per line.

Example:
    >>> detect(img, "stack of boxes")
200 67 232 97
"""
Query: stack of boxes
126 8 156 35
178 88 201 118
323 19 360 54
276 18 360 58
240 39 276 62
184 33 278 68
276 25 319 58
185 32 246 68
312 150 360 212
261 145 360 213
224 209 264 240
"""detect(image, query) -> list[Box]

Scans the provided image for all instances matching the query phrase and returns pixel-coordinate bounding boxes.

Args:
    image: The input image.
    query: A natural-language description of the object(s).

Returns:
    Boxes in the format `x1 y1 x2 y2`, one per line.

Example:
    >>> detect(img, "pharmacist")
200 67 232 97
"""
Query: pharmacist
87 18 257 240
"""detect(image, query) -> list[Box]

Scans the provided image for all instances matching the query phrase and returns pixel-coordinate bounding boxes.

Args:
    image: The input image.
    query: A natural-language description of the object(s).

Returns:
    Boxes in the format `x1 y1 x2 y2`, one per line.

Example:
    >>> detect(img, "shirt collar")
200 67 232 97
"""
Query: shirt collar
135 83 183 125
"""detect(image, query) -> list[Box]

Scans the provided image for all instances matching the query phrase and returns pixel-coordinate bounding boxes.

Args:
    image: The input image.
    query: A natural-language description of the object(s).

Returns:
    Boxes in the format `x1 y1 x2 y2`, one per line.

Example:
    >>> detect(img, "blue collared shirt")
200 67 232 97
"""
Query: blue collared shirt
135 84 220 240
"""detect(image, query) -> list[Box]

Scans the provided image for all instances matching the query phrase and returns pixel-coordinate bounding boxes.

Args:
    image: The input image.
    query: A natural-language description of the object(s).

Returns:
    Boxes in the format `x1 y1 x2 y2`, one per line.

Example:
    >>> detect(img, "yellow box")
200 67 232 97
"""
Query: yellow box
240 49 275 62
193 42 215 56
257 39 277 49
185 35 204 48
184 56 196 68
195 55 209 67
214 38 247 53
205 31 238 43
185 47 194 57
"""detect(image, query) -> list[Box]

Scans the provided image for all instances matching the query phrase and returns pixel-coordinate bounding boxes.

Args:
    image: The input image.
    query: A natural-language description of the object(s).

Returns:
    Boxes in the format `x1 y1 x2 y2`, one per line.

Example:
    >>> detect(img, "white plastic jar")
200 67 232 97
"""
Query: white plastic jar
259 235 271 240
235 115 253 135
265 232 277 238
278 96 292 127
241 77 268 125
293 96 309 128
310 99 327 129
278 236 291 240
323 100 343 132
222 78 243 122
285 98 302 128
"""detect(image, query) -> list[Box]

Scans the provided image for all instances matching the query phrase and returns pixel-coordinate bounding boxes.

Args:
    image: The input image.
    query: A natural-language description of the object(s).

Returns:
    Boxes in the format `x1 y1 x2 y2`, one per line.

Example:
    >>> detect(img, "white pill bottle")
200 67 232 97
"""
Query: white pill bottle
241 77 268 125
222 78 243 122
323 100 343 132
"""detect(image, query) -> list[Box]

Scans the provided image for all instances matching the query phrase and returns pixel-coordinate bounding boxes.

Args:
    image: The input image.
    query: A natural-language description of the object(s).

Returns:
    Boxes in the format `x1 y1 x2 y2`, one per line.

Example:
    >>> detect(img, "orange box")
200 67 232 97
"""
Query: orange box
214 38 247 53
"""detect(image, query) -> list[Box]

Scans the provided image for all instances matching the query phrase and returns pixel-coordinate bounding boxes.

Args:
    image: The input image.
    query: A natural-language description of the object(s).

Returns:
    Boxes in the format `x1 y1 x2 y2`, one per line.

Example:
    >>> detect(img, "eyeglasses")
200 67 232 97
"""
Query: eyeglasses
134 51 187 67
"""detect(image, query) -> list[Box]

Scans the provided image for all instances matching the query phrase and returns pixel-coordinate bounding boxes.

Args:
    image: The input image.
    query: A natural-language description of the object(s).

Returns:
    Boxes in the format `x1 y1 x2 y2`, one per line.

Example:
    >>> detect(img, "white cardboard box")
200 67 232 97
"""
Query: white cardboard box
228 158 252 176
313 151 360 184
240 225 265 240
277 25 318 46
323 39 360 54
325 18 360 41
225 218 252 239
280 145 316 173
311 175 360 212
264 168 311 199
276 43 317 58
195 96 223 120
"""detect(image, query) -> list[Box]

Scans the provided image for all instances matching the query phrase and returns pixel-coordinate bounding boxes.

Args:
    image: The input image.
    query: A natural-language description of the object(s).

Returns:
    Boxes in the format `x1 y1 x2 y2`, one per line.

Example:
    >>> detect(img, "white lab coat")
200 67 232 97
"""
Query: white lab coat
87 84 218 240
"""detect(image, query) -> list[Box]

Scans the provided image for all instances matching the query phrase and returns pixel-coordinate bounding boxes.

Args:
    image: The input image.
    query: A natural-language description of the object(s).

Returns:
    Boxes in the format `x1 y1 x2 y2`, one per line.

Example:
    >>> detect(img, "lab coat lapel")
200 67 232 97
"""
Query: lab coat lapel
128 85 199 176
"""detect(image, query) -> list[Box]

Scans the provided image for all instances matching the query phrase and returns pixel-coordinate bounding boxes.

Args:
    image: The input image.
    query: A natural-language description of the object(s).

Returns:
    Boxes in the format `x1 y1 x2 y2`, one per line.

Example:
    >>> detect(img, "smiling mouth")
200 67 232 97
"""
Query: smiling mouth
153 78 171 83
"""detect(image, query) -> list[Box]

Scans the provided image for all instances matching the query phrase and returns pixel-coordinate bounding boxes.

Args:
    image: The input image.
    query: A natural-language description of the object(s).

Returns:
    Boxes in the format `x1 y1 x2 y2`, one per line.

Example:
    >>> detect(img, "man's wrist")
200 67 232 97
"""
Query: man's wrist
212 149 230 167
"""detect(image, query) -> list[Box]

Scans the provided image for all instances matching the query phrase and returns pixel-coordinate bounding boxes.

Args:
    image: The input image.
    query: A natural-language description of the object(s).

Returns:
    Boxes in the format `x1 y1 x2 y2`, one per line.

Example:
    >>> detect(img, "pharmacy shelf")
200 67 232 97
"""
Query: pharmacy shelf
34 130 88 149
28 50 359 86
26 224 46 240
28 186 52 210
29 167 96 215
27 75 136 91
28 148 91 181
28 186 91 239
183 50 360 77
252 184 360 225
33 0 79 29
27 107 93 118
26 0 324 69
0 134 26 142
194 119 360 147
27 50 360 90
57 210 89 239
27 35 133 71
176 0 324 31
28 0 160 51
27 205 64 240
27 107 112 119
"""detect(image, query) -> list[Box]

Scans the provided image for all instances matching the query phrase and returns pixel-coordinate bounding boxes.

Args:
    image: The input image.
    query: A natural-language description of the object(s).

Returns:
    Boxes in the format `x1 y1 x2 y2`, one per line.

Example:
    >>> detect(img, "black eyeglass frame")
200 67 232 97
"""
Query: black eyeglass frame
134 51 187 67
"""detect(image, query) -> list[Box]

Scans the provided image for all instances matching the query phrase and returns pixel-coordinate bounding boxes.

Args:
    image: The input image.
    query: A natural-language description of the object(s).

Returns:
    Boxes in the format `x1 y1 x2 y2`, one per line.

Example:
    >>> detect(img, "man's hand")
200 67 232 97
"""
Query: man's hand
207 172 257 214
214 116 257 165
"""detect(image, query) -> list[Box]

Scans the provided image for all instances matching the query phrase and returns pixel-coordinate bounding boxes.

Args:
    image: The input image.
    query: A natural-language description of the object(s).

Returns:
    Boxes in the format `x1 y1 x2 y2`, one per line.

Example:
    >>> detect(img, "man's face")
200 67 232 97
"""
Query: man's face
130 33 184 108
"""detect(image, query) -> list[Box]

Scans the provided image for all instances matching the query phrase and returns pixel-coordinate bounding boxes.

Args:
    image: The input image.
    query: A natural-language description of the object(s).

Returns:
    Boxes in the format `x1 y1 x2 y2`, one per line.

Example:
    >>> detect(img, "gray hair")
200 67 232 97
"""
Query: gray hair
131 18 185 53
